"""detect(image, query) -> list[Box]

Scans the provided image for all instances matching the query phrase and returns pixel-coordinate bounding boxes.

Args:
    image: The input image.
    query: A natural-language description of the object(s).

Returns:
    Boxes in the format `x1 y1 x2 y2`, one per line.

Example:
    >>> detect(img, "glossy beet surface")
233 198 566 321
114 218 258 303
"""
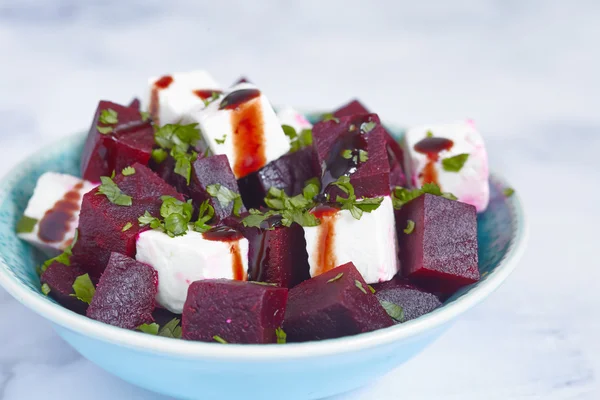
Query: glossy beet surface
238 147 320 209
372 278 442 322
283 262 394 342
40 261 88 315
81 100 154 182
71 163 182 281
182 279 288 344
86 252 158 329
396 194 479 294
312 114 391 198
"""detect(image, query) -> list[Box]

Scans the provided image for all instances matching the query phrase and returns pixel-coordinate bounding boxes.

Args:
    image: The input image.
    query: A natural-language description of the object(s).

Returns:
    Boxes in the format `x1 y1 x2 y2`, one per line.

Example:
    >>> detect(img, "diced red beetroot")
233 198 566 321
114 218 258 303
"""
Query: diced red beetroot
128 98 141 110
153 308 181 326
151 155 189 195
395 194 479 295
72 164 182 281
182 280 288 344
283 262 393 342
313 114 390 198
238 147 320 209
246 223 310 288
40 262 88 315
81 100 155 183
232 76 251 85
87 252 158 330
372 278 442 322
333 99 406 188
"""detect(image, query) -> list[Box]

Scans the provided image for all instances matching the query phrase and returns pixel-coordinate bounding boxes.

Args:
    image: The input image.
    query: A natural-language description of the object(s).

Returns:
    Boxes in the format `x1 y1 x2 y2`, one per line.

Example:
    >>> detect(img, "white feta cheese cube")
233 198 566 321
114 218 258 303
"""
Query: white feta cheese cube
146 70 221 126
183 83 290 179
136 229 249 314
17 172 96 255
303 196 399 284
403 120 490 212
277 106 313 133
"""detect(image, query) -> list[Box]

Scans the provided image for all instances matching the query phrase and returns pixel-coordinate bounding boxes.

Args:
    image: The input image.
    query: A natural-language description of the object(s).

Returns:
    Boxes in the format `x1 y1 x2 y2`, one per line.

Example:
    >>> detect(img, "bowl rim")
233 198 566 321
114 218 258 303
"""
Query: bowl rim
0 131 528 361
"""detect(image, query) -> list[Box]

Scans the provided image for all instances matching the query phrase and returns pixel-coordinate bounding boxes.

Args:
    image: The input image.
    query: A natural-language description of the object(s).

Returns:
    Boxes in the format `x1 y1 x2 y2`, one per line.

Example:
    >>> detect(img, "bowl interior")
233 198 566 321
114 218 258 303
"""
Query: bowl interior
0 121 523 356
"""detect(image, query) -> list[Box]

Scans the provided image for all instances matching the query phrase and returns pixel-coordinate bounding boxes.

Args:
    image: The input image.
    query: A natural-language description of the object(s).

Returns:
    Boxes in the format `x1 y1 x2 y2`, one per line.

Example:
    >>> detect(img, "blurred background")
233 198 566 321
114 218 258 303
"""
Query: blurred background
0 1 599 399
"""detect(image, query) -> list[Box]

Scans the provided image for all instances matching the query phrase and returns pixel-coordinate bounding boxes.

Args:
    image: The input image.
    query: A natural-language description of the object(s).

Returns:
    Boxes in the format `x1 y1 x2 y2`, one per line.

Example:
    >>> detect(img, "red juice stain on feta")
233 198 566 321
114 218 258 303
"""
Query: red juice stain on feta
219 89 266 178
321 122 369 189
312 206 339 276
148 75 174 125
193 89 222 99
413 137 454 187
203 226 246 280
38 182 85 244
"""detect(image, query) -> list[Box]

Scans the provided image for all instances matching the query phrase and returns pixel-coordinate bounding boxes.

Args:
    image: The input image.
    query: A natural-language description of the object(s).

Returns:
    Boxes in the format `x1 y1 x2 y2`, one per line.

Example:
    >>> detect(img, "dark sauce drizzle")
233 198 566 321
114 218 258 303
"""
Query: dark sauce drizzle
148 75 174 125
38 182 85 244
413 137 454 187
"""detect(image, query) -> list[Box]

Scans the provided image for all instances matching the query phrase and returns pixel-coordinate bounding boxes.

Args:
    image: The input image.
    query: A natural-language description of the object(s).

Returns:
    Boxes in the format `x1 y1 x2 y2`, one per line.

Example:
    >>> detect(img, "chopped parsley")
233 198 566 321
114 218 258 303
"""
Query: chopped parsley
360 121 376 133
41 283 51 296
121 222 133 232
275 327 287 344
99 108 118 125
442 153 469 172
151 148 168 164
158 318 182 338
172 147 198 185
138 196 194 237
321 113 339 123
71 273 96 305
354 279 367 294
391 183 457 209
97 126 113 135
138 323 159 335
96 176 132 206
215 134 227 145
140 111 150 122
342 149 368 163
122 166 136 176
153 123 201 184
206 184 243 217
327 272 344 283
282 125 313 153
331 176 383 220
504 187 515 197
41 230 78 273
380 300 404 322
202 91 221 107
16 216 38 234
213 335 228 344
426 130 434 138
403 219 415 234
193 200 215 233
368 285 376 294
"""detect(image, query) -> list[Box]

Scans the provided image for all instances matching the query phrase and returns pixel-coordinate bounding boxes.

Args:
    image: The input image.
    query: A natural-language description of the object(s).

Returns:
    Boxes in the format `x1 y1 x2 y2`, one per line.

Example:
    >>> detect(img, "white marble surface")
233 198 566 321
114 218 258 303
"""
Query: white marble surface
1 1 599 399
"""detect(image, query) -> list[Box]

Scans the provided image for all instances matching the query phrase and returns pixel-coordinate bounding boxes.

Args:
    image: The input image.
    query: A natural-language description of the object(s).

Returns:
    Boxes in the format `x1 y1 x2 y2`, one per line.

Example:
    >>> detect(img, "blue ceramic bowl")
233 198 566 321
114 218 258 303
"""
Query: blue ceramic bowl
0 121 527 400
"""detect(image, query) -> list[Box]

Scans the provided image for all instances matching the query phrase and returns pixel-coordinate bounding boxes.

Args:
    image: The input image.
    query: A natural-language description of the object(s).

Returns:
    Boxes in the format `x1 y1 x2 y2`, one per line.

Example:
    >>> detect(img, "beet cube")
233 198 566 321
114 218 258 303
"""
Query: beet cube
128 98 141 110
151 154 189 195
81 100 155 182
313 113 390 198
182 279 288 344
238 147 320 209
283 262 393 342
87 252 158 329
72 163 182 281
246 223 310 288
372 278 442 322
333 99 406 188
40 261 88 315
395 194 479 294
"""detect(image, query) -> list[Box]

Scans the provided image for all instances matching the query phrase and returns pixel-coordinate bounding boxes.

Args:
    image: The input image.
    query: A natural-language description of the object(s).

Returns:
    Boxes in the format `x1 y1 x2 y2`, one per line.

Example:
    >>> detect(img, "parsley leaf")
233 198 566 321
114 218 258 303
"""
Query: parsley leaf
172 148 198 185
41 283 51 296
206 184 243 216
138 323 159 335
139 197 194 237
122 222 133 232
213 335 228 344
96 176 132 206
442 153 469 172
380 300 404 322
154 123 201 154
276 327 287 344
71 273 95 305
215 134 227 145
331 176 383 220
360 121 376 133
16 216 38 234
152 148 168 164
99 108 118 125
355 279 367 294
321 113 340 123
504 187 515 197
327 272 344 283
158 318 182 338
202 91 221 107
41 230 78 272
368 285 376 294
122 166 136 176
140 111 150 122
403 219 415 234
282 125 313 152
426 130 434 138
97 126 113 135
193 200 215 233
391 183 457 209
138 211 163 230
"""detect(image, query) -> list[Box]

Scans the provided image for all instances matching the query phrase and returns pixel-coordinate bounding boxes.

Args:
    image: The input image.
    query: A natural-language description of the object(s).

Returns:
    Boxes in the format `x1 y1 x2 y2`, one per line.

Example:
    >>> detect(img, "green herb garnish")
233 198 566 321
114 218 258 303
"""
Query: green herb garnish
426 130 434 138
71 273 95 305
403 219 415 234
202 91 221 107
99 108 118 125
172 148 198 185
360 121 376 133
138 323 159 335
122 166 136 176
327 272 344 283
380 300 404 322
321 113 339 123
354 279 367 294
96 176 132 206
16 216 38 234
158 318 183 338
41 230 78 273
282 125 313 153
97 126 113 135
121 222 133 232
153 123 201 184
213 335 228 344
138 197 194 237
215 134 227 145
391 183 457 209
140 111 150 122
442 153 469 172
206 184 243 217
276 327 287 344
151 148 168 164
41 283 51 296
193 200 215 233
504 187 515 197
331 176 383 220
368 285 376 294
